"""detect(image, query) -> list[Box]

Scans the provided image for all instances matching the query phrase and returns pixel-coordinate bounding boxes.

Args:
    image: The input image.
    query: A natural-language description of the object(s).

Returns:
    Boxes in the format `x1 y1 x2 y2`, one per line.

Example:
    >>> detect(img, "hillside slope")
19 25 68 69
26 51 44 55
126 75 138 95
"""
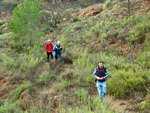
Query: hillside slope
0 0 150 113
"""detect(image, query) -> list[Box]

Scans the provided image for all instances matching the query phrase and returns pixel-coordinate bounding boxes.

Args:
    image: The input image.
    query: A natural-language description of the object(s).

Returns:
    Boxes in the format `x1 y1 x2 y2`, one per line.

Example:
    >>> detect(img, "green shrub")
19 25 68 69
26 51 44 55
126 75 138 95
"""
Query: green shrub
9 40 24 51
72 17 80 22
37 69 56 84
0 53 42 73
108 69 146 98
10 81 31 101
58 80 77 91
58 95 114 113
128 29 140 44
60 38 68 53
145 33 150 46
63 48 73 64
144 94 150 111
9 0 43 46
127 14 150 44
137 49 150 68
104 0 113 8
140 94 150 112
0 20 6 25
19 54 40 72
37 71 50 84
72 50 149 99
90 21 110 40
0 29 2 35
25 106 42 113
0 55 17 70
73 51 138 85
72 49 149 99
141 101 148 111
72 49 96 85
89 13 150 45
0 100 4 106
0 101 22 113
75 88 89 104
59 70 74 80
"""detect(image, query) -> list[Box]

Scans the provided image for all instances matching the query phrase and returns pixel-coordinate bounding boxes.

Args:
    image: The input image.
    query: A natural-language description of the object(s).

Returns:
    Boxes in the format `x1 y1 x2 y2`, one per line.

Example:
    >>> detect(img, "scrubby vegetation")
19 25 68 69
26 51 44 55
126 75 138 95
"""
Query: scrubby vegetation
0 0 150 112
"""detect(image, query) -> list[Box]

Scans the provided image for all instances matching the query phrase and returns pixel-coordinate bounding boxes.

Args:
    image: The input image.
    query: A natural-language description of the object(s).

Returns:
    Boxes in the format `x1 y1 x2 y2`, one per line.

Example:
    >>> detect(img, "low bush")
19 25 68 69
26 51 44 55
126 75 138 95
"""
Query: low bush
10 81 31 101
58 93 114 113
140 93 150 112
72 50 148 99
37 69 56 85
75 88 89 104
0 101 22 113
60 38 69 53
108 69 146 99
0 53 42 73
104 0 113 8
0 100 4 106
19 54 41 72
0 20 6 25
89 13 150 45
72 17 80 23
137 49 150 68
0 55 17 70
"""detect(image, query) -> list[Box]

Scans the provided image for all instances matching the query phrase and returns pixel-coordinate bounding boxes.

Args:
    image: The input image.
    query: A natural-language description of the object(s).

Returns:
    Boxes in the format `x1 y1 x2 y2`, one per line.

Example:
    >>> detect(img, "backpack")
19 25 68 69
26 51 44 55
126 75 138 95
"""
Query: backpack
95 67 106 82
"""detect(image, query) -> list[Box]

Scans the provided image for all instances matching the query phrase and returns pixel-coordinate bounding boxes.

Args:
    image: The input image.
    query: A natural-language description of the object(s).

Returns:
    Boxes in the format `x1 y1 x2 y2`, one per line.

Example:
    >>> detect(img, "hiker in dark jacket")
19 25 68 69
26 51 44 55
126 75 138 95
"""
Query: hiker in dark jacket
93 61 109 102
53 41 62 63
45 39 53 62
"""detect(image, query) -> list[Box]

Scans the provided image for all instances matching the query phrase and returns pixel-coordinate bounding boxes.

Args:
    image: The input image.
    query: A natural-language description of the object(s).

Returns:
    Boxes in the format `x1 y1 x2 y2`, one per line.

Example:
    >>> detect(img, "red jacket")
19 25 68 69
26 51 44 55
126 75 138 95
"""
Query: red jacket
45 43 53 53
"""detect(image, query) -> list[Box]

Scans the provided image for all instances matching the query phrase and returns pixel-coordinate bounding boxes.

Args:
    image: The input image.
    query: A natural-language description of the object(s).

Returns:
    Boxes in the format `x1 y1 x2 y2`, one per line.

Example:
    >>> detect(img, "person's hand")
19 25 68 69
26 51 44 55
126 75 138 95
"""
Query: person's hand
97 77 103 80
96 77 100 80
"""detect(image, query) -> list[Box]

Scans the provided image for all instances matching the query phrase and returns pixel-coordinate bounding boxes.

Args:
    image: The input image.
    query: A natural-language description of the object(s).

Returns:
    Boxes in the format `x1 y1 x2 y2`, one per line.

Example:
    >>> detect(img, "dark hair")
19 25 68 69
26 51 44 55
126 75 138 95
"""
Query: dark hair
99 61 104 64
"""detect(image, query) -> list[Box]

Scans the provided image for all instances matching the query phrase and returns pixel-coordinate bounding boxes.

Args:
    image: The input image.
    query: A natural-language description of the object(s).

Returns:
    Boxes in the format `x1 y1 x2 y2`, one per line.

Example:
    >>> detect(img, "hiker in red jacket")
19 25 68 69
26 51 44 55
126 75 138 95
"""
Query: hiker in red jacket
45 39 53 62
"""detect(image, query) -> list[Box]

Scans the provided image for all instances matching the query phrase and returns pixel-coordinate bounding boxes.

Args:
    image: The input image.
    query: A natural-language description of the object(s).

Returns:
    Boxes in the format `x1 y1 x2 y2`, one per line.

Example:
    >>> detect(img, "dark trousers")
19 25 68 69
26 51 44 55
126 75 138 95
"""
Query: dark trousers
47 52 53 61
54 52 62 63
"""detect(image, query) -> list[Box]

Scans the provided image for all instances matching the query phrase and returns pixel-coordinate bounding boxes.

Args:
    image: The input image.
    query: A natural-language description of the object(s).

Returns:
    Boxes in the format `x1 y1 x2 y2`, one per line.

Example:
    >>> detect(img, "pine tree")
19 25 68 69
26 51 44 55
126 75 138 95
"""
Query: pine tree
9 0 43 47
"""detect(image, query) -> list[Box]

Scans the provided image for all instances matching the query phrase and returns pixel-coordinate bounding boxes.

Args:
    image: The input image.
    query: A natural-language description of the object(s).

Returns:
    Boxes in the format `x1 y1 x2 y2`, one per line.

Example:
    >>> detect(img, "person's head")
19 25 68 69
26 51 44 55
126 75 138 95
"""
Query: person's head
47 39 51 43
57 41 60 45
99 61 104 68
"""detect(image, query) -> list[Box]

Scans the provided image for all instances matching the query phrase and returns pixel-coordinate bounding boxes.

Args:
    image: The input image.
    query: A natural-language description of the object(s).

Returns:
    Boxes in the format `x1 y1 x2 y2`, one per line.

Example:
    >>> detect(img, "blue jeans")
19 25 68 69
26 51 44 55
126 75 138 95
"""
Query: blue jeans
54 52 62 63
96 81 106 102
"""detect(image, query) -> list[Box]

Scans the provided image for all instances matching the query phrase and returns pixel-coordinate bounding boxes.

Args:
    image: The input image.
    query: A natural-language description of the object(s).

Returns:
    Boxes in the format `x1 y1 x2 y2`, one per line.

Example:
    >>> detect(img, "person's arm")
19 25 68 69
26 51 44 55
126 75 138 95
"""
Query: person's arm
92 69 97 79
93 68 100 79
60 45 62 50
101 69 109 79
53 45 56 51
